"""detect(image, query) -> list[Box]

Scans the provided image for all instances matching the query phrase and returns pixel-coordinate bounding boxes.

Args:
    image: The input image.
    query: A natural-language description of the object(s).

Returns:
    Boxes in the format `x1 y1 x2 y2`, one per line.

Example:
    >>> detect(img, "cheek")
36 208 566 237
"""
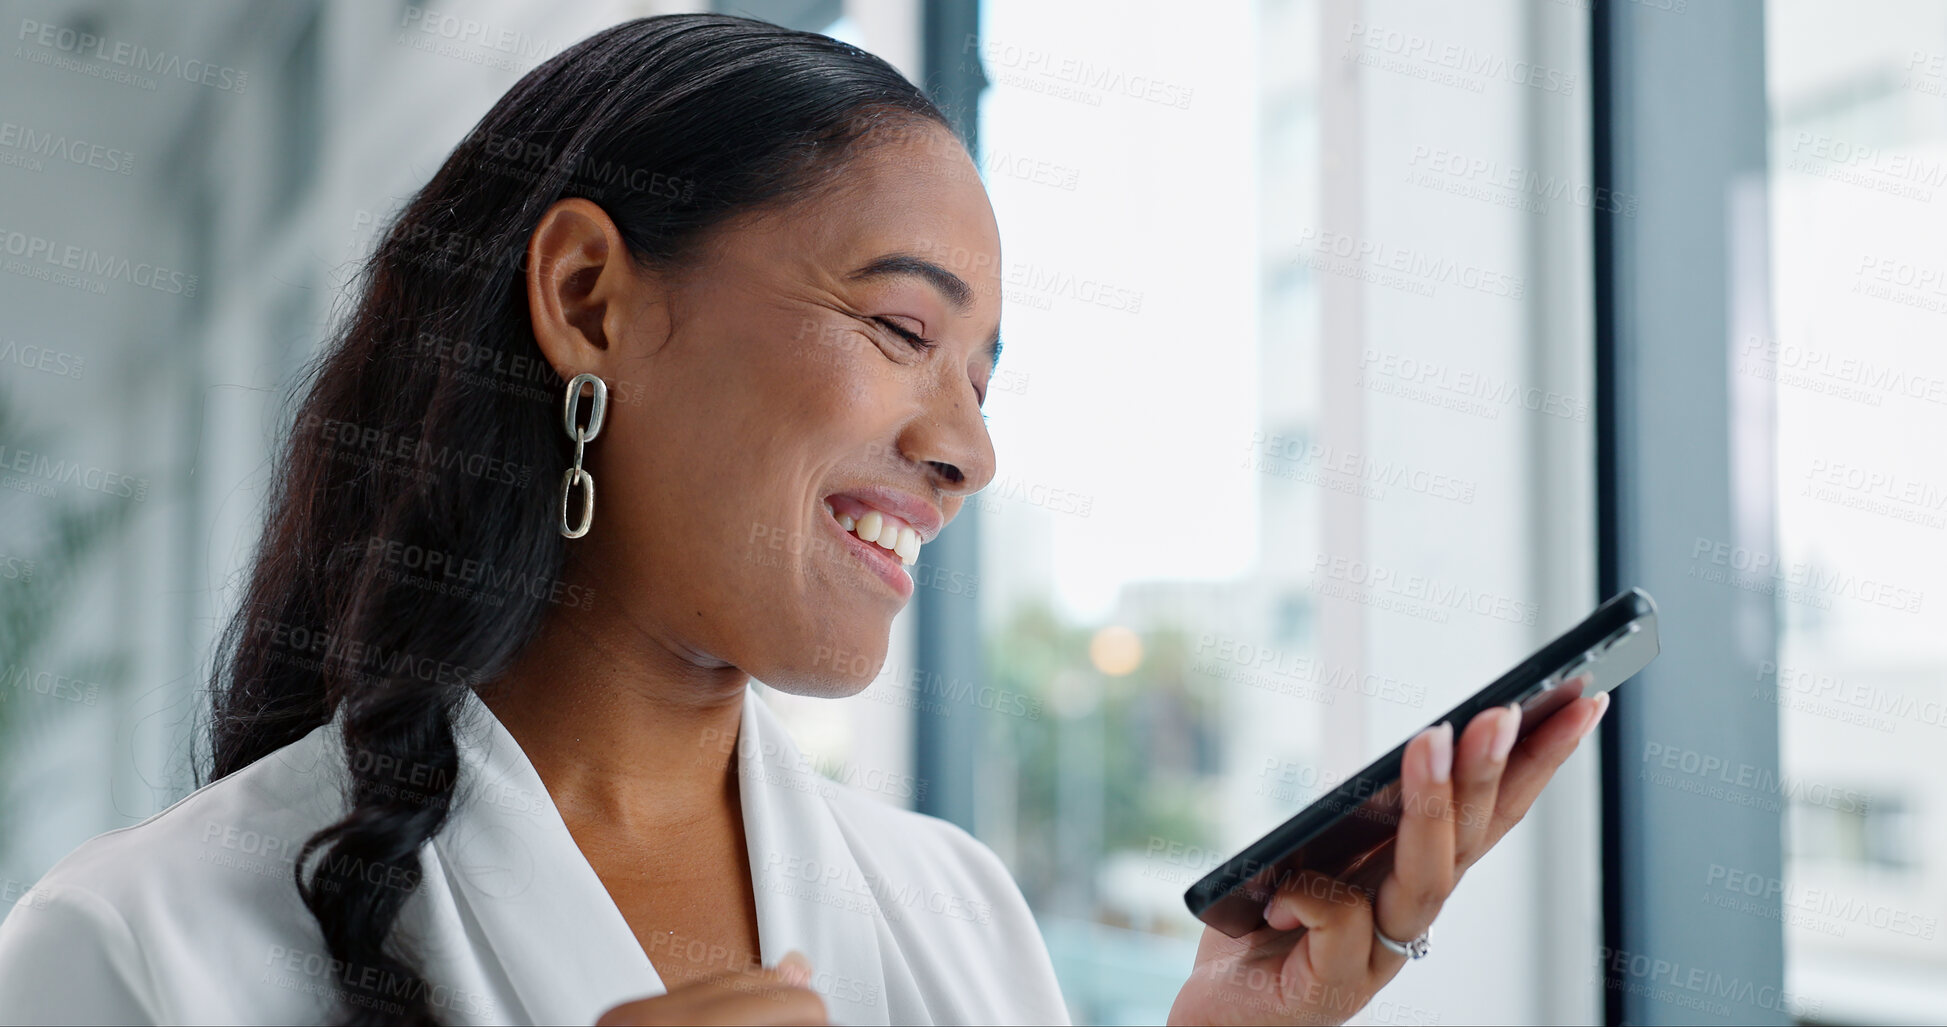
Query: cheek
794 326 897 414
582 319 909 678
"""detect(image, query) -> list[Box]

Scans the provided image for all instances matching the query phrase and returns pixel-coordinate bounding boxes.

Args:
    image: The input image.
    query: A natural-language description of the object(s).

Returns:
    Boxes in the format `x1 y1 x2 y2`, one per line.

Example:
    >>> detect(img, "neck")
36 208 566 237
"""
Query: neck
480 600 749 835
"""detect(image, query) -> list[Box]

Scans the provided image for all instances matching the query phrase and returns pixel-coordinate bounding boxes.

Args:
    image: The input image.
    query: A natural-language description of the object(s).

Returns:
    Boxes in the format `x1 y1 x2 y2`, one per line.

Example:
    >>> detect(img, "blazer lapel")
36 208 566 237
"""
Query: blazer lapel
425 687 899 1025
429 690 663 1025
738 688 896 1026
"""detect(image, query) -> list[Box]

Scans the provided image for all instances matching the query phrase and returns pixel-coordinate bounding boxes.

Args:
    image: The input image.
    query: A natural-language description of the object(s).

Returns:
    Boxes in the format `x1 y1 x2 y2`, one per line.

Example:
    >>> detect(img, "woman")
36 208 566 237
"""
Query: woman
0 14 1607 1026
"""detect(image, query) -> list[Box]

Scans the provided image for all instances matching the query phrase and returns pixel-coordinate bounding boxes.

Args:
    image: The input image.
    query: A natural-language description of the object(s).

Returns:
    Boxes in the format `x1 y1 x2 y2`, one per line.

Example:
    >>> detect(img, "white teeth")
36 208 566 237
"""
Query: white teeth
830 503 924 569
856 510 884 544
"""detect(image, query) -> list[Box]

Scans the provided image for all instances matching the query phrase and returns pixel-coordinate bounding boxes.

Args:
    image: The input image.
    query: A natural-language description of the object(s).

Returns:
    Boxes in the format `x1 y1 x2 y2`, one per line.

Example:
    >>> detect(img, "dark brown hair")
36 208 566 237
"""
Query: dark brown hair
207 14 949 1024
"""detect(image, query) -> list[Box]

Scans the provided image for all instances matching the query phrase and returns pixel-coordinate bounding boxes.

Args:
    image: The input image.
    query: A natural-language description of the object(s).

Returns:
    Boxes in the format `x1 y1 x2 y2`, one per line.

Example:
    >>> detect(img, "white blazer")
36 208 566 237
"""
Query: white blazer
0 686 1072 1025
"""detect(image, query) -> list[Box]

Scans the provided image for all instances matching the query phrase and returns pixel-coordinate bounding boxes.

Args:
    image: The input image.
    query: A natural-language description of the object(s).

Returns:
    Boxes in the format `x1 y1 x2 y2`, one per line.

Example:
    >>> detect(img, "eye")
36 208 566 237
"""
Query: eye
872 316 937 353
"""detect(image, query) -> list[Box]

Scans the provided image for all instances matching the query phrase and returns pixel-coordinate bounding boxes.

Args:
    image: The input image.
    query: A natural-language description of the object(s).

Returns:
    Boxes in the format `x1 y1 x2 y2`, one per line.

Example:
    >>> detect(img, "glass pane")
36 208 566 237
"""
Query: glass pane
973 1 1596 1022
1766 2 1947 1022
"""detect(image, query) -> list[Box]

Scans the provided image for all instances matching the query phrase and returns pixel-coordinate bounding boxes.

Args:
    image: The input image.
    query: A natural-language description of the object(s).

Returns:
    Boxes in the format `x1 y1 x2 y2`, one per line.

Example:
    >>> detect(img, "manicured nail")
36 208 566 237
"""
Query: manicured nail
1490 703 1521 763
1428 722 1453 783
776 950 812 986
1580 693 1611 739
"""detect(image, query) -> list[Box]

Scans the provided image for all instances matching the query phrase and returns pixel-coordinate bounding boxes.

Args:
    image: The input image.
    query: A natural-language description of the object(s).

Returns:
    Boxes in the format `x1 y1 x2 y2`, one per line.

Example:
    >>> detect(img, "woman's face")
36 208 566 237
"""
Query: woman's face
535 123 1002 696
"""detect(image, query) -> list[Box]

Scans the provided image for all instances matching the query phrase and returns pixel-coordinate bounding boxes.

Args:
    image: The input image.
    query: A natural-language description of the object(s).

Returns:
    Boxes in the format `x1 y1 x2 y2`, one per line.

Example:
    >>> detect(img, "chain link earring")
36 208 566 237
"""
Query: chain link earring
558 372 607 538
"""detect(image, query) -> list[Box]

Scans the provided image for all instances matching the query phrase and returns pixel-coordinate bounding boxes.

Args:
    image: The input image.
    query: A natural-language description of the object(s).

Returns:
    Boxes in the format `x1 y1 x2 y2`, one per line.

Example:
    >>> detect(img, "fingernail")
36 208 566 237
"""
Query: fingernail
1428 722 1453 783
1262 897 1285 930
776 950 812 986
1580 693 1611 739
1490 703 1521 763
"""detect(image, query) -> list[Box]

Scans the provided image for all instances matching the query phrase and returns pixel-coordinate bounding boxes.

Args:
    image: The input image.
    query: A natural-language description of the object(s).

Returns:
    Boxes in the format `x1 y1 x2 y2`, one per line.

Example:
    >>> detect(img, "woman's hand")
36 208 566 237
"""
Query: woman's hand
597 950 828 1026
1167 693 1609 1026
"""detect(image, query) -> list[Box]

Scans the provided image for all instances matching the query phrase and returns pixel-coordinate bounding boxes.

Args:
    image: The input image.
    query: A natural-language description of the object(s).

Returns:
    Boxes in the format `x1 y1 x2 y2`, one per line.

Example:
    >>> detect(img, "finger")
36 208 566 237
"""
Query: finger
1263 870 1374 987
1451 703 1521 865
1468 692 1609 865
600 982 828 1027
596 956 830 1027
1372 722 1455 972
701 983 829 1027
774 949 812 988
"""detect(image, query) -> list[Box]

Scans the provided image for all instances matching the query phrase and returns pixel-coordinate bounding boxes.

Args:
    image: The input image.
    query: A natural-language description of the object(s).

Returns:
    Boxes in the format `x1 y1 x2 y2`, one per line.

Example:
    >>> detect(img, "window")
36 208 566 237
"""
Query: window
1766 3 1947 1020
970 1 1599 1021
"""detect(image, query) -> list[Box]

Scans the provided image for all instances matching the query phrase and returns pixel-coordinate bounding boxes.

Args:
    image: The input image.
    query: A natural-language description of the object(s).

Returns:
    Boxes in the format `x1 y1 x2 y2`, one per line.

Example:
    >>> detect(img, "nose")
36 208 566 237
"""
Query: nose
897 384 995 500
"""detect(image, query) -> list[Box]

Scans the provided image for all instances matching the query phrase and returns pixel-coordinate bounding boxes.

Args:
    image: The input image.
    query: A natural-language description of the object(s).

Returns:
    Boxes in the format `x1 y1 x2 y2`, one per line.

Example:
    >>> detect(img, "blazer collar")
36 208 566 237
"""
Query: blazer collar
427 686 894 1025
427 688 659 1025
738 688 894 1025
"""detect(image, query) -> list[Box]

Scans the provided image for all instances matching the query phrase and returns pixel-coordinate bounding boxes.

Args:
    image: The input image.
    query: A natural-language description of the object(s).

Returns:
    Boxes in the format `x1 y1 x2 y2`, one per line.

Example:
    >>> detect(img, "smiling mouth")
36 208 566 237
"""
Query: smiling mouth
823 496 922 566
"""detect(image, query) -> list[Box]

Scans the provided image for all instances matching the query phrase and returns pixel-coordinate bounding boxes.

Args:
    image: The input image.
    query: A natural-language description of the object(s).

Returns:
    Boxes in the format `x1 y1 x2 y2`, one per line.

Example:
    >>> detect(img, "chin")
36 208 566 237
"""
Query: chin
750 623 891 699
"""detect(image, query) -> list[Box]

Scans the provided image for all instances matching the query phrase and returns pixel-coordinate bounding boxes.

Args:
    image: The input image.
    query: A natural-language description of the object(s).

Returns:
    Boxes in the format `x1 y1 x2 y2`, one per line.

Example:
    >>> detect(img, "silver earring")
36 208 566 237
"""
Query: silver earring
559 372 607 538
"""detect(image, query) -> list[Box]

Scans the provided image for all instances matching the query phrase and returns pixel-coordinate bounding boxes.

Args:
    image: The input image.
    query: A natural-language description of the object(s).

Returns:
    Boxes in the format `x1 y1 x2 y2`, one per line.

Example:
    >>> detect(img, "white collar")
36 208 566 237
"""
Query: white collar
423 685 895 1025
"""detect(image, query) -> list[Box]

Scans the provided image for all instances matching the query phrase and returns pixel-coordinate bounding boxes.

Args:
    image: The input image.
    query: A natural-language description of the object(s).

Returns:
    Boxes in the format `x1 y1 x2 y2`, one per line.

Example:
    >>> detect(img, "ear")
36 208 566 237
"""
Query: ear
524 198 661 384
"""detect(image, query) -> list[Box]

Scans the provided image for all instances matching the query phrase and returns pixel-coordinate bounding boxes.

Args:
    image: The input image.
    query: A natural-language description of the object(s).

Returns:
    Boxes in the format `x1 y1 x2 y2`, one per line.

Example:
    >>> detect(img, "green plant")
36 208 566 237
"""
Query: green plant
0 386 136 856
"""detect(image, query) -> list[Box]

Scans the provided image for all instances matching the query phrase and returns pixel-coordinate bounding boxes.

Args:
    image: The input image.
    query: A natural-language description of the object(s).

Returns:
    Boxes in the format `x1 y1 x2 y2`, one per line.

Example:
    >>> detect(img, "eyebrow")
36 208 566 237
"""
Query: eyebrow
848 253 974 308
847 253 1004 370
